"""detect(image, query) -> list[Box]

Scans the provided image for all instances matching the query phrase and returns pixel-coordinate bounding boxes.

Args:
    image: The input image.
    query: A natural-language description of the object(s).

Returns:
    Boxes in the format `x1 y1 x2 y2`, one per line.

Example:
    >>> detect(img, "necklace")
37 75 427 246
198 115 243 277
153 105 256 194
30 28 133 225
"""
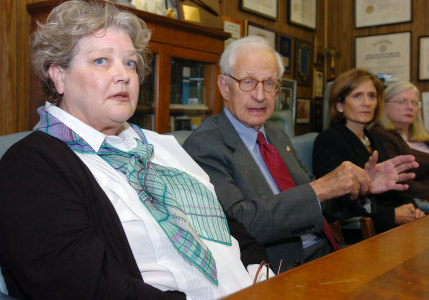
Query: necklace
360 134 370 147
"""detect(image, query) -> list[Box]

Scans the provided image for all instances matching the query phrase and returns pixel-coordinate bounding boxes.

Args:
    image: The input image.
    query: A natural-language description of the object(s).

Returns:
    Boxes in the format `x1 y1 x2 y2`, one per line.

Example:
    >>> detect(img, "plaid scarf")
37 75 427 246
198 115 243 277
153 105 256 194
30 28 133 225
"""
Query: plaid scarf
35 106 231 285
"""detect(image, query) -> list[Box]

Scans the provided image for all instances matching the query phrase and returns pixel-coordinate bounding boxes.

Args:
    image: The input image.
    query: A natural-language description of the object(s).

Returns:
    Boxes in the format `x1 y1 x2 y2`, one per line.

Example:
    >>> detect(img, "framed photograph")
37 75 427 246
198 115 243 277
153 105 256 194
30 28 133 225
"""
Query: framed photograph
355 32 411 82
288 0 317 30
296 98 311 124
294 38 312 86
245 20 276 49
222 16 242 48
240 0 278 20
418 36 429 81
275 78 297 120
313 69 324 98
278 35 292 73
355 0 412 28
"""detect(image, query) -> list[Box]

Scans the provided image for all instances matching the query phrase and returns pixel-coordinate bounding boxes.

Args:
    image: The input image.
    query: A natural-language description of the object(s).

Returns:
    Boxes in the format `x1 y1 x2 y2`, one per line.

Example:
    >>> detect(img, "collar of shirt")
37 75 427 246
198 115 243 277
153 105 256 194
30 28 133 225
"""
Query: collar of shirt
223 107 268 149
44 101 138 152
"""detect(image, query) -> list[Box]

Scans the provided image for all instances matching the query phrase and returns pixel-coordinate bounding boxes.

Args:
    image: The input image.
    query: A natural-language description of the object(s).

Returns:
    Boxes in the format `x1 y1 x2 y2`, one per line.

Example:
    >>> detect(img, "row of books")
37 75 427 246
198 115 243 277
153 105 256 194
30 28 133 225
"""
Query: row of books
170 116 203 132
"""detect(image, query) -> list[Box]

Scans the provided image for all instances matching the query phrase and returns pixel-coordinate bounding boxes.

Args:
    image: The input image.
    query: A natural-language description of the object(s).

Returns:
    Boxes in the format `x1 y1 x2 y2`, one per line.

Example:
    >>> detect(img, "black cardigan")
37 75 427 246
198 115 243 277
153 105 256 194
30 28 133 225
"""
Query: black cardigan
312 122 416 233
0 131 266 299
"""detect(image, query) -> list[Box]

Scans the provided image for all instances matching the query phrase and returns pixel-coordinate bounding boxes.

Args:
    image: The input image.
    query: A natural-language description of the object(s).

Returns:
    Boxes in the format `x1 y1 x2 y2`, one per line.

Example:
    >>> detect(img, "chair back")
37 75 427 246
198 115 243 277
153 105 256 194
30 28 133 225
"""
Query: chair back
290 132 318 173
266 111 295 137
0 131 32 159
0 131 32 297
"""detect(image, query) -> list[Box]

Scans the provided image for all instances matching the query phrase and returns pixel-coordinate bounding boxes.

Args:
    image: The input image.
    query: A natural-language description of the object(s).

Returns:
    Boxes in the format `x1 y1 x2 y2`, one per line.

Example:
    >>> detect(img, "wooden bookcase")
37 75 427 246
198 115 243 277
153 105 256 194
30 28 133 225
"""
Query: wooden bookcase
27 1 229 133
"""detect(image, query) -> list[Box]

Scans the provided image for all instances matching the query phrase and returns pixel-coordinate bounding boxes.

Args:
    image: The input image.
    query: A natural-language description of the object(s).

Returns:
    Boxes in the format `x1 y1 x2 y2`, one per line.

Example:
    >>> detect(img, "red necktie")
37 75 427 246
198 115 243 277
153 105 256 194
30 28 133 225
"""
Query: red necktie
257 132 340 251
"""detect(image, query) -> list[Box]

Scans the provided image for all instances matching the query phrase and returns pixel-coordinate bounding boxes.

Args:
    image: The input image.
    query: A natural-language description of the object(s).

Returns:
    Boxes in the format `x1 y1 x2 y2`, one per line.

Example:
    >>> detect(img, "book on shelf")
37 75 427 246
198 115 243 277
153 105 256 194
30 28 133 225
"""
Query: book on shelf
182 67 191 104
170 104 208 110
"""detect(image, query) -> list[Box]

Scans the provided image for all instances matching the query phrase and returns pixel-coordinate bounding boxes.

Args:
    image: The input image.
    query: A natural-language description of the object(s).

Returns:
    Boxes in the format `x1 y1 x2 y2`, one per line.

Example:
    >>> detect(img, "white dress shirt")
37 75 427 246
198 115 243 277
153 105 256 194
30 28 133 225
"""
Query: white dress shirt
45 102 253 299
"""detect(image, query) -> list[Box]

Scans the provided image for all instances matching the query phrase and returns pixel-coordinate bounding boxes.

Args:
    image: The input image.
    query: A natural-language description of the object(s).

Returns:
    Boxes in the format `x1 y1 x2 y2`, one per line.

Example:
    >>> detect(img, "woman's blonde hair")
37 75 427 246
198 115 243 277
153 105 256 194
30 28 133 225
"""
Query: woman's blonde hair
31 0 152 104
379 81 429 142
329 68 384 123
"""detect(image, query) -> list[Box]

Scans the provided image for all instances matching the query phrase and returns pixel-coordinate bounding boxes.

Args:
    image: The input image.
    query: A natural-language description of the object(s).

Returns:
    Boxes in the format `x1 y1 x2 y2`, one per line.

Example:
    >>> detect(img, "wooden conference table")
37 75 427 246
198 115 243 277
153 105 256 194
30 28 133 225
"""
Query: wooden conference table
225 215 429 299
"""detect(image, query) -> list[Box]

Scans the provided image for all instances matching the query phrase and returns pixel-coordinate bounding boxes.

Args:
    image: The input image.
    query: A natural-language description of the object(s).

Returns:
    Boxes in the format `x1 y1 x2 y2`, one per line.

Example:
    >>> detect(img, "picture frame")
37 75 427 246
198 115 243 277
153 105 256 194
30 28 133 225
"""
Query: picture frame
294 38 312 86
355 32 411 82
313 69 324 98
240 0 278 20
355 0 412 28
245 20 276 49
278 34 293 73
418 36 429 81
288 0 317 30
222 16 242 48
296 98 311 124
275 78 297 122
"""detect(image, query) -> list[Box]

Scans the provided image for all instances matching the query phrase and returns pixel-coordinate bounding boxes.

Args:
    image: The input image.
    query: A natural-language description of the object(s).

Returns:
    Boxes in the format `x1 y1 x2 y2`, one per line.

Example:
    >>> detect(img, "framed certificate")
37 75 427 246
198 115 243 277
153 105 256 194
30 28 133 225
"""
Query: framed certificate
240 0 278 20
355 0 412 28
288 0 317 30
355 32 411 82
419 36 429 81
245 20 276 49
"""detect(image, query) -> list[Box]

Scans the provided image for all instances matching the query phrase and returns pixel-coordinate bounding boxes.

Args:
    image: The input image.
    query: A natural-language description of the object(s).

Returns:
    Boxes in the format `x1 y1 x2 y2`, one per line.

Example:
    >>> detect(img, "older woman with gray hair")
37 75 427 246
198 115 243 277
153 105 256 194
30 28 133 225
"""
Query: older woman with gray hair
0 1 267 299
371 81 429 206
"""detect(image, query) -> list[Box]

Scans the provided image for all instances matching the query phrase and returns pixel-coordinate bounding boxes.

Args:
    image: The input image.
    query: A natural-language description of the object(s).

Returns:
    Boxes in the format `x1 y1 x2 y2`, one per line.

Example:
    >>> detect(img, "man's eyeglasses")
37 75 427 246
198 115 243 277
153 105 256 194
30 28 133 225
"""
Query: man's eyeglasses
226 74 281 93
387 99 422 108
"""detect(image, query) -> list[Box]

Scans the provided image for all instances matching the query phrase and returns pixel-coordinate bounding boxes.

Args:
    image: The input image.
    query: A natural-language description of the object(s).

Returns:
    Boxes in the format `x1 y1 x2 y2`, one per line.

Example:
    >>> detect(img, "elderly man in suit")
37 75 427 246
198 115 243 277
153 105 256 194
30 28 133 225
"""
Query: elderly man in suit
183 36 418 272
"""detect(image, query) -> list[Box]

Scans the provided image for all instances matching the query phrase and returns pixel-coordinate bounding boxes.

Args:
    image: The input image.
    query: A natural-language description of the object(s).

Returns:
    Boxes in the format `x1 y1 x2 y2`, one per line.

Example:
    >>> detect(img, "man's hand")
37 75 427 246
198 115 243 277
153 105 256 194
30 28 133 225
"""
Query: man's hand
310 161 371 202
364 151 418 194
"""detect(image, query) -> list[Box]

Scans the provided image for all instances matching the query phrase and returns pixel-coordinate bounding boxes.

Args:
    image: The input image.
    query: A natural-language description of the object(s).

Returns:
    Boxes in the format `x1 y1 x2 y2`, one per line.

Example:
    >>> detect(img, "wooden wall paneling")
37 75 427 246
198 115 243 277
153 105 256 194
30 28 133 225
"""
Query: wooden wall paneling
1 0 17 135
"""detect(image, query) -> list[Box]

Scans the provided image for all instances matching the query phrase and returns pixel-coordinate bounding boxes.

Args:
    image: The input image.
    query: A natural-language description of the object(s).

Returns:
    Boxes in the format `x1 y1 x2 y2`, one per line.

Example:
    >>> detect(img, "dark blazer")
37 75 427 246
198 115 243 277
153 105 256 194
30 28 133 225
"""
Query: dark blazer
183 110 325 272
371 124 429 200
313 122 416 233
0 131 266 299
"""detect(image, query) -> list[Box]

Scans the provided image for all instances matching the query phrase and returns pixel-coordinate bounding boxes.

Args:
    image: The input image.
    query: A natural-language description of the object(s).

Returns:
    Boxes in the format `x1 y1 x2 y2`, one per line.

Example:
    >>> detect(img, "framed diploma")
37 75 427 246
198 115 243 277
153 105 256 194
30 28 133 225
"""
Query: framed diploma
355 0 412 28
240 0 278 20
355 32 411 82
245 20 276 49
288 0 317 30
418 36 429 81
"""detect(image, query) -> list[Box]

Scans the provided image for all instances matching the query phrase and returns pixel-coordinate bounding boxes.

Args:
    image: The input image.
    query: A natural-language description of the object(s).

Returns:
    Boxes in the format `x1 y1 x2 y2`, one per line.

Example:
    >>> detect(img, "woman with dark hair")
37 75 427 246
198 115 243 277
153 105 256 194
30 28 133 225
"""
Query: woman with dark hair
313 69 425 237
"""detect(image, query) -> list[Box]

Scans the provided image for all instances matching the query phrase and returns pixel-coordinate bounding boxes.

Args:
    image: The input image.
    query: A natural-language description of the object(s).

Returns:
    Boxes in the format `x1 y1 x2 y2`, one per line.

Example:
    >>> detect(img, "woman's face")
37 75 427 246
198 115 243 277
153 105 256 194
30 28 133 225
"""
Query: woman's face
336 80 378 129
385 88 420 129
50 27 139 135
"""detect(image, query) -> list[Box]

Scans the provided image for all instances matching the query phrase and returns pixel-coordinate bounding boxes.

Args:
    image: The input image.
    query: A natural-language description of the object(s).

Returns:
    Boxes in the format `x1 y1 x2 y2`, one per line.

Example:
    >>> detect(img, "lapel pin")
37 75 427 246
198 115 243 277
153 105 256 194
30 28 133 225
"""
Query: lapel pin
286 145 291 152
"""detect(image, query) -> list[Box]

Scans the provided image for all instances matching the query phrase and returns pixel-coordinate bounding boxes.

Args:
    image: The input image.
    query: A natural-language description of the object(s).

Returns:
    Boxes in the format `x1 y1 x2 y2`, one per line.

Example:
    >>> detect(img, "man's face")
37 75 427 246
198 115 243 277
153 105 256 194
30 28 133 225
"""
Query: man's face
218 47 279 131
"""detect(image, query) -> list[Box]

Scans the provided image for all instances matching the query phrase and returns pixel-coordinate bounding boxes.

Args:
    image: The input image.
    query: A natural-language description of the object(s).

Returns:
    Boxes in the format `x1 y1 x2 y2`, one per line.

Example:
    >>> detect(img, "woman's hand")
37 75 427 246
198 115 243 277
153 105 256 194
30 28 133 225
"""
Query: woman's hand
394 203 426 224
364 151 418 194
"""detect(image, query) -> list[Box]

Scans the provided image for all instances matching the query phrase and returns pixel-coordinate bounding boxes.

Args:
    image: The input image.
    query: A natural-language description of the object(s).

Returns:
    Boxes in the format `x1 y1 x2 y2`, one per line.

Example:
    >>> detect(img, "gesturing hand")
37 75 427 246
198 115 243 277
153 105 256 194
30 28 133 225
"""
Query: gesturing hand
364 151 418 194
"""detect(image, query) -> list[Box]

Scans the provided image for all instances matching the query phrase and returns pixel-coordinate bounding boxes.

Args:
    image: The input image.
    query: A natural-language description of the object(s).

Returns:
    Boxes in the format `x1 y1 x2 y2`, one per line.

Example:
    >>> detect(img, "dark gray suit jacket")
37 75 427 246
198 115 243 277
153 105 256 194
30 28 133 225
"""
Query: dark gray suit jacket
183 111 325 271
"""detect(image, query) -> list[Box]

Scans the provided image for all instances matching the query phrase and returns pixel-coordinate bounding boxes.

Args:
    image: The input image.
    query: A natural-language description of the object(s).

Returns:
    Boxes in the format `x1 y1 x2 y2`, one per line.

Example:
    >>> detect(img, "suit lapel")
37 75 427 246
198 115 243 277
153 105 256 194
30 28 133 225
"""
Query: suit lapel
217 111 274 196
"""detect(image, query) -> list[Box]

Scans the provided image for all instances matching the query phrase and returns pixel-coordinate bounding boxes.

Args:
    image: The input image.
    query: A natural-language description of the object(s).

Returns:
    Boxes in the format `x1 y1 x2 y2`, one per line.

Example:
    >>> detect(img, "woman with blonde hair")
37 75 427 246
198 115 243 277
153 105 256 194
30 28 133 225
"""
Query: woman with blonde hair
371 81 429 203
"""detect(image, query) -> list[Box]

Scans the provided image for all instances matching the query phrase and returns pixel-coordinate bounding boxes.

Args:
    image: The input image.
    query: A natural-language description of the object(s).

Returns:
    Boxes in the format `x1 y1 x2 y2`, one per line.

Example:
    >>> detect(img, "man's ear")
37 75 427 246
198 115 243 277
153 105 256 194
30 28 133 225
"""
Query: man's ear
217 74 230 101
48 64 65 95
